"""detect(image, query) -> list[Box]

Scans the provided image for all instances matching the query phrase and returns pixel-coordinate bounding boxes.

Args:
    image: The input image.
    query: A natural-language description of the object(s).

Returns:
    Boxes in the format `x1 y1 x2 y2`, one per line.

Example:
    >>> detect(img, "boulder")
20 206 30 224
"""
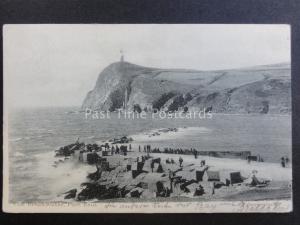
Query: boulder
152 158 161 164
229 172 244 184
157 164 164 173
132 170 145 179
196 170 205 182
213 181 225 189
64 189 77 199
137 182 148 189
203 170 220 181
87 152 99 164
87 169 102 181
180 179 198 192
194 185 205 196
128 187 144 198
137 162 145 171
156 181 171 197
102 151 109 156
77 183 106 201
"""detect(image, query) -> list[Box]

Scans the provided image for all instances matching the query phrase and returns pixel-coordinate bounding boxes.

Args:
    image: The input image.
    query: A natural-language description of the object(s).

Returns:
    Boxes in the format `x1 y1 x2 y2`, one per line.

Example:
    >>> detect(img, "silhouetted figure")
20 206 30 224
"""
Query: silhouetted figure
111 146 115 155
168 169 174 193
281 157 286 168
139 145 141 152
193 149 198 159
247 156 251 164
147 145 151 153
120 145 127 156
157 163 164 173
151 161 155 172
211 182 215 195
285 157 289 166
179 157 183 167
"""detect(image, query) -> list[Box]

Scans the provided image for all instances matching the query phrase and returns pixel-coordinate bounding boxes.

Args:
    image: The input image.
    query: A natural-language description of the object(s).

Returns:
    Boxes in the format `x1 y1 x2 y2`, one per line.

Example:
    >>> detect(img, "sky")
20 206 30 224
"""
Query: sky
4 24 290 108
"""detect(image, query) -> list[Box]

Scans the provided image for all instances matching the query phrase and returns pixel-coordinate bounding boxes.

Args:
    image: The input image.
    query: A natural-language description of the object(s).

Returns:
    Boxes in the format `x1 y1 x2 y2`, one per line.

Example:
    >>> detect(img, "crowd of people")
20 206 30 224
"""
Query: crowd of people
281 156 290 168
139 145 199 158
58 138 291 170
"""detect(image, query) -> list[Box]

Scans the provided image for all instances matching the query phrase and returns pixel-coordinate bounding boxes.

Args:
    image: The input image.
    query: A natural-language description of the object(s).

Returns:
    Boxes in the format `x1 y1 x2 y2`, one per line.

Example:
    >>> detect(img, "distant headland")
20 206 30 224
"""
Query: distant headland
82 60 291 115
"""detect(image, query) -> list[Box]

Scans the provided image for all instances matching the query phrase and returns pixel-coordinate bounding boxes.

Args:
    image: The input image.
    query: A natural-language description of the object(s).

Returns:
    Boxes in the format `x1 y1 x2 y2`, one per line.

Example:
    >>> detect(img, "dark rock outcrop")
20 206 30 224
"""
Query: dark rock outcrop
64 189 77 199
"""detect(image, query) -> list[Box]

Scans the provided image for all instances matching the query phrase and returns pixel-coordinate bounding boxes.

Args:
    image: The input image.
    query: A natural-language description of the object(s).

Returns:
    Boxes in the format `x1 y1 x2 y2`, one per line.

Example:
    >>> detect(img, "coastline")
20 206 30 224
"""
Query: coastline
51 126 292 203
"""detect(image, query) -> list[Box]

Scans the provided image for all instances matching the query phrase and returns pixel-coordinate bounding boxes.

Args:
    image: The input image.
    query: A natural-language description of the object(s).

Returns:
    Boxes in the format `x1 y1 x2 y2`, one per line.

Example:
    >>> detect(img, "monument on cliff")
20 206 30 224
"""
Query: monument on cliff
120 49 124 62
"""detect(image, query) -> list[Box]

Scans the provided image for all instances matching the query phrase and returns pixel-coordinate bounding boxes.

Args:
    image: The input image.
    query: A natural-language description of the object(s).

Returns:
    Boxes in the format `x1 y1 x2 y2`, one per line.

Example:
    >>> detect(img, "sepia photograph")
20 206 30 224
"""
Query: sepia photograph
3 24 292 213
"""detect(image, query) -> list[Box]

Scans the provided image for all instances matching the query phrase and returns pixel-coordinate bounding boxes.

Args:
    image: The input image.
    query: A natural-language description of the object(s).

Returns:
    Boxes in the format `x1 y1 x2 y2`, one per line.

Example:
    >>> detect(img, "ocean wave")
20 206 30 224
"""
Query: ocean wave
131 126 212 142
33 151 95 200
13 151 25 157
9 136 33 142
10 151 95 201
9 137 23 142
87 136 95 139
9 136 34 142
9 133 55 143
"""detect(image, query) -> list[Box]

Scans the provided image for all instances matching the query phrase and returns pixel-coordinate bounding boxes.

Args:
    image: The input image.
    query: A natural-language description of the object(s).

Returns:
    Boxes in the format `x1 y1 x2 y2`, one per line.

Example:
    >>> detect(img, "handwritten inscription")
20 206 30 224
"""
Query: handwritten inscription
9 200 292 213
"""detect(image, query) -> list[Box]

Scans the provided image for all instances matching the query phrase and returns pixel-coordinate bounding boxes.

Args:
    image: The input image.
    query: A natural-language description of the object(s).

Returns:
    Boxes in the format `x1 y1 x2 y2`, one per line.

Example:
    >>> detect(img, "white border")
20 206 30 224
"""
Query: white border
2 24 293 213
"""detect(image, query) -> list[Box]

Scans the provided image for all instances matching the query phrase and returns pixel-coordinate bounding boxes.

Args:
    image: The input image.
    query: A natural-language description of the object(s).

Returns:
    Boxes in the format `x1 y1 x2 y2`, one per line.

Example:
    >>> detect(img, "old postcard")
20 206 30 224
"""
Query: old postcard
3 24 292 213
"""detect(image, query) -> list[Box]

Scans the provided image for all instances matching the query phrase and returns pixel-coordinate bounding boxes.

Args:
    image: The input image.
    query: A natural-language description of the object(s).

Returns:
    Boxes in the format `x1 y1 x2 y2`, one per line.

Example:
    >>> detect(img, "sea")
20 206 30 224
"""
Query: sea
7 107 292 203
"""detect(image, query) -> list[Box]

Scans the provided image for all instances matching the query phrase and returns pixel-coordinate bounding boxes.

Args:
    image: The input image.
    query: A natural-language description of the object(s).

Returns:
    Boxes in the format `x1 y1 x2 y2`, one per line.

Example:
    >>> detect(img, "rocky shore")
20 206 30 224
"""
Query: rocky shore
53 128 291 202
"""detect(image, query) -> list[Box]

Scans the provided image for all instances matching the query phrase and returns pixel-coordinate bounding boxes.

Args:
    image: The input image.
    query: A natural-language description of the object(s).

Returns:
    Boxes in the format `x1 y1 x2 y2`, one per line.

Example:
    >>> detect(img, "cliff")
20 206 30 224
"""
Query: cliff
82 61 291 114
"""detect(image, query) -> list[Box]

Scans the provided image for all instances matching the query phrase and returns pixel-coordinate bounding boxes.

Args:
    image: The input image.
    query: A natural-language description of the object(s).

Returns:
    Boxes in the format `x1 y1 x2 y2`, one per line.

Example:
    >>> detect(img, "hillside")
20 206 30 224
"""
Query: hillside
82 61 291 114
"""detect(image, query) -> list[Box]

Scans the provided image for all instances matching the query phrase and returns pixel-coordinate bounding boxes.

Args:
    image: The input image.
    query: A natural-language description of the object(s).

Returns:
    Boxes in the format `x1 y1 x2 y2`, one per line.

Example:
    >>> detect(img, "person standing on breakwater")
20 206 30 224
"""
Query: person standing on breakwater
147 145 151 153
111 146 115 155
281 157 286 168
285 157 290 167
211 182 215 195
193 149 198 159
168 169 174 193
247 156 251 164
151 160 155 172
179 157 183 167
